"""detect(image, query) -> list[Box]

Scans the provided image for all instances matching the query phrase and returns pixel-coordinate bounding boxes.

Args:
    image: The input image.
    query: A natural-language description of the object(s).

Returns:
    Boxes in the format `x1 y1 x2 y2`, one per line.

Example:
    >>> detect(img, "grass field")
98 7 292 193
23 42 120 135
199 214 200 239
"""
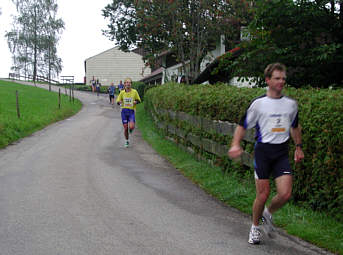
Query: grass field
136 103 343 255
0 80 82 149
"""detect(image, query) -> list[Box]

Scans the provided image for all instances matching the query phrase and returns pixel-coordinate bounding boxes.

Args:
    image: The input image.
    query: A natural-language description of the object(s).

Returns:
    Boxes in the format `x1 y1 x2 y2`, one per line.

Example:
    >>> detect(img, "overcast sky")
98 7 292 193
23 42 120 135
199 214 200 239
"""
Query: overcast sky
0 0 116 83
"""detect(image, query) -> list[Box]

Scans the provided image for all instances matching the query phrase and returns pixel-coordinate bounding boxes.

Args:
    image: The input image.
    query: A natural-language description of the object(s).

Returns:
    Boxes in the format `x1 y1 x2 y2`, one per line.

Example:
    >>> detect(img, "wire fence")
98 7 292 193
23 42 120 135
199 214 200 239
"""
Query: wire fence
14 86 75 119
8 73 60 84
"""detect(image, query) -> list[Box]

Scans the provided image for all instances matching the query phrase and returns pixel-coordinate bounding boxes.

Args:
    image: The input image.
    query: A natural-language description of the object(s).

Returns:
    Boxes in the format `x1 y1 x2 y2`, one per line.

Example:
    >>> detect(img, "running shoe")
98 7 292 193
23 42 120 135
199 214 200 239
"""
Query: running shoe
129 128 134 134
248 226 261 244
261 208 275 238
125 140 129 148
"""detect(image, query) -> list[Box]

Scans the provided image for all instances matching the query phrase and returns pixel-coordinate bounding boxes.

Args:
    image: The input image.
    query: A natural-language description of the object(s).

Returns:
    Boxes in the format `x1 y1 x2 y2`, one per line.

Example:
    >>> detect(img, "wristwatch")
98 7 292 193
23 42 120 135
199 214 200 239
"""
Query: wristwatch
296 144 303 148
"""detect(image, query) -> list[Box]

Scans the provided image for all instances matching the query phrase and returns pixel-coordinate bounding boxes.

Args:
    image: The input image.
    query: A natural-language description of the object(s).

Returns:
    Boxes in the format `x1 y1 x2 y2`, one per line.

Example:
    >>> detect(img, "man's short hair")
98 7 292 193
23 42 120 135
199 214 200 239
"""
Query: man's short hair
264 63 286 79
124 78 132 83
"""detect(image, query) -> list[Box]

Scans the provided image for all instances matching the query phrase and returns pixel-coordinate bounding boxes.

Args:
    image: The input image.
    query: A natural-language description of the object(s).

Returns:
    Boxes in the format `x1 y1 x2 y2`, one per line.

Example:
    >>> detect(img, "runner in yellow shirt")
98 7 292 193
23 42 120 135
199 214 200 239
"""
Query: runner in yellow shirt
116 78 141 147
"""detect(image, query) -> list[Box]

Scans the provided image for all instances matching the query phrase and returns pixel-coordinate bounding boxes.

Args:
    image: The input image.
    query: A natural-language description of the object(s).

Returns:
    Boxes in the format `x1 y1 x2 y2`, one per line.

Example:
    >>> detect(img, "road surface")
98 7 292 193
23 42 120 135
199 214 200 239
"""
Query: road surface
0 81 333 255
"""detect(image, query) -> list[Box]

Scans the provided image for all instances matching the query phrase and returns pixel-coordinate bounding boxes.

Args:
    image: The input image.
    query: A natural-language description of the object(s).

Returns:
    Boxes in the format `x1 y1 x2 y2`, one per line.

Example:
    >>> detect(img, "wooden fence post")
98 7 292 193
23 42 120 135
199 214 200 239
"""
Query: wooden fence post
59 88 61 109
16 90 20 119
72 85 74 104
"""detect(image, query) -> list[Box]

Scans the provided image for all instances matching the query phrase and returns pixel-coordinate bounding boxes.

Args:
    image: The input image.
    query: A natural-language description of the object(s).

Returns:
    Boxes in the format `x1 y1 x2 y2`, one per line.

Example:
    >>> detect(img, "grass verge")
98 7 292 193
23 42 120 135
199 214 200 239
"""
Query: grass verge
0 80 82 149
136 103 342 255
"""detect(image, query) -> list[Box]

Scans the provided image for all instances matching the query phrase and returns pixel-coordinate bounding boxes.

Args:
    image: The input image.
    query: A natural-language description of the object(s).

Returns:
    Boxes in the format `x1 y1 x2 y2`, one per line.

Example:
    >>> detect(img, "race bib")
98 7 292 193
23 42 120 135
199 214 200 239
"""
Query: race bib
124 97 134 108
267 115 289 133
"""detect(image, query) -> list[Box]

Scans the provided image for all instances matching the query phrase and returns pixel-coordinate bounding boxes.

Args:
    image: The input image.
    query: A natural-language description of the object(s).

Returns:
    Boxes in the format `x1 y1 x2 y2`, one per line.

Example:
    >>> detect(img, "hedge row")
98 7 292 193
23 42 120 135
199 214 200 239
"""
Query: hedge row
143 82 343 219
132 81 157 101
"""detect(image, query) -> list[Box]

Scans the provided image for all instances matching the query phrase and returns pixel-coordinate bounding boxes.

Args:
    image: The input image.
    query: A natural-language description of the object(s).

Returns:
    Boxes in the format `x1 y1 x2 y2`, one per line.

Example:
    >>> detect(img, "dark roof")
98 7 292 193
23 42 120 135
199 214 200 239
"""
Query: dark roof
192 47 243 84
140 67 163 83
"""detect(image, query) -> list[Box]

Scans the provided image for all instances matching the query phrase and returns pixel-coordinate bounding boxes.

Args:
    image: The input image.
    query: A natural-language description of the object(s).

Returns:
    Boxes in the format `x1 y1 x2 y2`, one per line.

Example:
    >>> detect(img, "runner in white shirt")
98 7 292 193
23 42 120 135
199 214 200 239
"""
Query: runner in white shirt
228 63 304 245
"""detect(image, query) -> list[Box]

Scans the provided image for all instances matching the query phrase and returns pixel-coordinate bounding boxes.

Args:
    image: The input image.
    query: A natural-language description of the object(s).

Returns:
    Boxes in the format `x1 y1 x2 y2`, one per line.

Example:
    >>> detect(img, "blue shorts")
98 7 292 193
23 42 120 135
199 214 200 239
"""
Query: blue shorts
121 108 135 124
253 142 292 179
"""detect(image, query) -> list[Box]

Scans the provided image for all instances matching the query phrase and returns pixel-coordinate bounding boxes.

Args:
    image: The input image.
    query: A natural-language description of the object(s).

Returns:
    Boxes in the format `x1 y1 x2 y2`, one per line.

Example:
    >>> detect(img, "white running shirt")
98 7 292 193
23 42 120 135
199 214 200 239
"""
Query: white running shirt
239 94 299 144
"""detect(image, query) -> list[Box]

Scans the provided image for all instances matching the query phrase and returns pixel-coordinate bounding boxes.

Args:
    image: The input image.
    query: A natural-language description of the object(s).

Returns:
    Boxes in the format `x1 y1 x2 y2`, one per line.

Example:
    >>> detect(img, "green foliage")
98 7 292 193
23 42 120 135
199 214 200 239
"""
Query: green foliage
146 82 262 122
72 84 92 92
224 0 343 88
131 81 146 100
131 81 159 101
287 88 343 217
103 0 254 82
144 82 343 220
0 80 82 148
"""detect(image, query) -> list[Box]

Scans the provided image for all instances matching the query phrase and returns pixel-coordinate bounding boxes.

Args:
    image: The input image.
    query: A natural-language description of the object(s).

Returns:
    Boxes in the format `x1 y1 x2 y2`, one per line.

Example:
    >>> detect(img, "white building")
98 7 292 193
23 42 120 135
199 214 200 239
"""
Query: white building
141 35 229 85
84 47 151 85
162 35 226 84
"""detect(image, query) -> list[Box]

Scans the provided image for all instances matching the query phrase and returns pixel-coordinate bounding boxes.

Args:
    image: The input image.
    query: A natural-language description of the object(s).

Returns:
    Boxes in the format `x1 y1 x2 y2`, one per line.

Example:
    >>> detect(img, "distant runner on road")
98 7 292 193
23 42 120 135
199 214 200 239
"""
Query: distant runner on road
108 82 116 105
117 80 124 93
90 76 96 93
116 78 141 148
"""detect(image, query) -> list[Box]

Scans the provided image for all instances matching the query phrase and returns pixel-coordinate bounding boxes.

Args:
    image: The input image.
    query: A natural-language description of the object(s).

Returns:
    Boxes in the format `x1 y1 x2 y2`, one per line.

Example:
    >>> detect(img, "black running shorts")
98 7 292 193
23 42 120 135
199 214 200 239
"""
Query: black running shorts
253 142 292 179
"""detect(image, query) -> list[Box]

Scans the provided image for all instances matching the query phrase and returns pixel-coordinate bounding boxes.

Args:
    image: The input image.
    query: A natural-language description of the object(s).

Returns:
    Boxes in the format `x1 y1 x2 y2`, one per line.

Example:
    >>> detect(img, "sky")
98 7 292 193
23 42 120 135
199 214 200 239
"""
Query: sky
0 0 116 83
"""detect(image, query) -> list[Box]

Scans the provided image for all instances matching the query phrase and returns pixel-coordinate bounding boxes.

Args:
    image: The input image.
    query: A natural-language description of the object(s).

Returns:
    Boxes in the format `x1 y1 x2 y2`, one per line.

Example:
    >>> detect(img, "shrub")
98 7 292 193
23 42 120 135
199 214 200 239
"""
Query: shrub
132 81 159 101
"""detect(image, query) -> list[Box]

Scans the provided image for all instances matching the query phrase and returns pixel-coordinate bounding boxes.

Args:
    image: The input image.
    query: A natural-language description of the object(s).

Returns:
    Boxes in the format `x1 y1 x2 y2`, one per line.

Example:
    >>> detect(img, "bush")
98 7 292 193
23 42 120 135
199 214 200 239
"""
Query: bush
132 81 159 101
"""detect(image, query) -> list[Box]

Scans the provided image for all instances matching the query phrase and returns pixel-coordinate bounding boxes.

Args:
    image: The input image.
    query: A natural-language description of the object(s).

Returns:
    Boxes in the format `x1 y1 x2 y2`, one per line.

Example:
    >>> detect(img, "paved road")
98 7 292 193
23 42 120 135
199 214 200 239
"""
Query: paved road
0 82 332 255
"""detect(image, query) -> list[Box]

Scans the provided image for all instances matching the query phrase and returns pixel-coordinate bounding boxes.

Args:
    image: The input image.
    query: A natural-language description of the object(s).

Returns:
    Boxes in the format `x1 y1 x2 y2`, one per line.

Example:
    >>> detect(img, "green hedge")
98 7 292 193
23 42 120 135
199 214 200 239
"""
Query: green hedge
132 81 158 101
71 81 153 97
144 82 343 220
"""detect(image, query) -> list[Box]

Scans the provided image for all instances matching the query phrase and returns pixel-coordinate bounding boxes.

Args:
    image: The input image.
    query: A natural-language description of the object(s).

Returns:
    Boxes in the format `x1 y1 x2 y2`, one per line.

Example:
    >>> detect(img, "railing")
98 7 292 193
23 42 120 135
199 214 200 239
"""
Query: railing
60 76 74 84
8 73 60 85
147 104 255 168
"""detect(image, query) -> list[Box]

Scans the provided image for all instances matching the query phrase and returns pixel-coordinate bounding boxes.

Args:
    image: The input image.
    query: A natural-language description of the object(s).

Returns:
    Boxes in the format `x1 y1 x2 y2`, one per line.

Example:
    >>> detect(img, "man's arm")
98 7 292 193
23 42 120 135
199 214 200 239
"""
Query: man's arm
135 90 142 103
228 125 246 159
134 91 141 104
290 125 304 163
116 92 123 105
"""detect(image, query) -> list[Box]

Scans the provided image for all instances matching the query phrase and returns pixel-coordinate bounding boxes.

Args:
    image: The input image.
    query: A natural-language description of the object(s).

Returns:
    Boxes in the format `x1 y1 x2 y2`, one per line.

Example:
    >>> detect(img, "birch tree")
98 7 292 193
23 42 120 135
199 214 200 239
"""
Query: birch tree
6 0 64 82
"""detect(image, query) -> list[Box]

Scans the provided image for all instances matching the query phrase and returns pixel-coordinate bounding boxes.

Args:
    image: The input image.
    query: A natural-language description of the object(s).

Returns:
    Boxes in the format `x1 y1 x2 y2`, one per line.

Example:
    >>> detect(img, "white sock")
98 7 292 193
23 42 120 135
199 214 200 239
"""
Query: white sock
252 224 259 229
264 207 271 216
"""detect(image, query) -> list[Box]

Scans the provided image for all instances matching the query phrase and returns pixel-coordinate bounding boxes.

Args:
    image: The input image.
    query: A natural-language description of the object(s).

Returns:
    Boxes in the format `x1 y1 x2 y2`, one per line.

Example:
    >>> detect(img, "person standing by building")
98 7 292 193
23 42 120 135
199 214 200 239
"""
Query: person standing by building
228 63 304 245
90 76 96 93
108 82 116 105
96 79 101 96
116 78 141 148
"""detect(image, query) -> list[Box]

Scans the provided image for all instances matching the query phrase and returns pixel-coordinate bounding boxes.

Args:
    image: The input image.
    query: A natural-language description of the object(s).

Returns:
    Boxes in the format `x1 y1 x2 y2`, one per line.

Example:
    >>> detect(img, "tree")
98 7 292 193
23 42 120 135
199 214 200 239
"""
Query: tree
226 0 343 87
103 0 254 83
6 0 64 82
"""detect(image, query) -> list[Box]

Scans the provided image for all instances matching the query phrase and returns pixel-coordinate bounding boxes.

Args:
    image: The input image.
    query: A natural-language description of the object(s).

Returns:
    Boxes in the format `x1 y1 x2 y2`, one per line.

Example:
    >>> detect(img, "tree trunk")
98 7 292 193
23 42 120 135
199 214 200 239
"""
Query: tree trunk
33 5 37 83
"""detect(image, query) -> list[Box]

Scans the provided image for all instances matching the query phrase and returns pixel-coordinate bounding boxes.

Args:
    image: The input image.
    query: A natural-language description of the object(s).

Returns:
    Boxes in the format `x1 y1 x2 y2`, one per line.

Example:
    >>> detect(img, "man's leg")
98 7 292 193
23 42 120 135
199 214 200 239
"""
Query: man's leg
128 111 136 134
121 110 129 141
129 121 135 133
249 179 269 244
259 174 292 238
123 123 129 140
253 179 270 226
268 174 292 214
